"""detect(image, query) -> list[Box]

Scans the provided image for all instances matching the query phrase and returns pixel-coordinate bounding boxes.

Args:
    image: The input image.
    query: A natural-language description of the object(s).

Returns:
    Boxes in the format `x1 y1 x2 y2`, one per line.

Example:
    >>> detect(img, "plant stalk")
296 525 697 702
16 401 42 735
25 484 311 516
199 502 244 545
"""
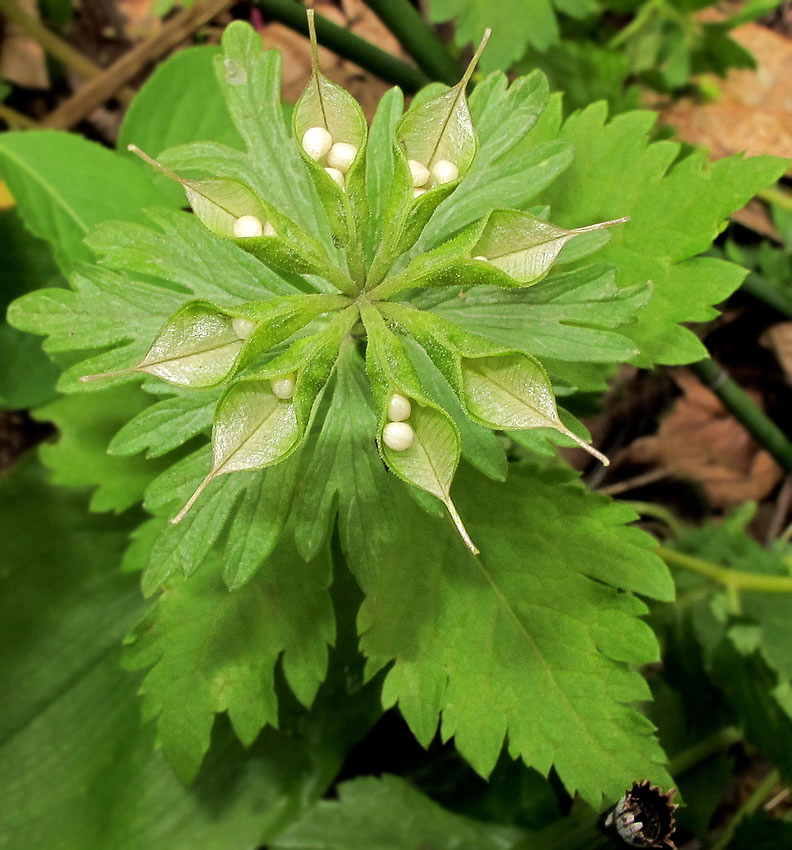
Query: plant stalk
667 726 742 776
0 102 39 129
710 768 781 850
741 272 792 318
361 0 460 85
0 0 134 104
657 545 792 594
254 0 429 92
690 357 792 473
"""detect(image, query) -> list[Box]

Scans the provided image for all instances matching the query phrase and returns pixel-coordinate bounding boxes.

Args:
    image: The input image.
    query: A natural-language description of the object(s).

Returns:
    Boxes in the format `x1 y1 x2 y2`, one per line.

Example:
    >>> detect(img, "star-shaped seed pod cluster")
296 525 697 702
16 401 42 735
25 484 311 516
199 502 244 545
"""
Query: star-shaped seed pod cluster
82 12 621 553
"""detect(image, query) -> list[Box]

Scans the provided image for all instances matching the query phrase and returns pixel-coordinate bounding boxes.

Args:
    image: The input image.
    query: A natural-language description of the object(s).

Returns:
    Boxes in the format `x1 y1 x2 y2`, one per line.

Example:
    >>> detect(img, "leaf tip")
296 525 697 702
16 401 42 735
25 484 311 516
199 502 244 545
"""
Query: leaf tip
445 498 479 555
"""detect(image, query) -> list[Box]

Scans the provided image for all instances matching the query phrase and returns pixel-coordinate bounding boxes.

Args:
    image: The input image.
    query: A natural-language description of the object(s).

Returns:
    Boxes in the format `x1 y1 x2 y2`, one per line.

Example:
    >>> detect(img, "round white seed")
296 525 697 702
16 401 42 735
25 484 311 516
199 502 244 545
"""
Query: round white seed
324 166 345 189
387 393 412 422
413 187 427 199
327 141 358 173
233 215 264 238
431 158 459 185
382 421 414 452
271 374 296 399
473 255 487 261
407 159 430 188
301 126 333 160
262 221 277 237
231 317 257 339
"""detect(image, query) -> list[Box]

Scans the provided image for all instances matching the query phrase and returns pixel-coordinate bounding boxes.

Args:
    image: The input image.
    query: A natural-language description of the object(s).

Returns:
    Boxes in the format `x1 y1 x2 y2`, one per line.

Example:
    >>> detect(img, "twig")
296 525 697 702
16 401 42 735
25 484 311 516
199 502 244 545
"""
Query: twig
667 726 742 777
710 769 781 850
690 357 792 473
0 0 135 105
623 500 685 538
742 271 792 318
361 0 460 85
657 544 792 594
766 474 792 545
42 0 232 130
0 101 40 129
597 467 671 497
254 0 429 92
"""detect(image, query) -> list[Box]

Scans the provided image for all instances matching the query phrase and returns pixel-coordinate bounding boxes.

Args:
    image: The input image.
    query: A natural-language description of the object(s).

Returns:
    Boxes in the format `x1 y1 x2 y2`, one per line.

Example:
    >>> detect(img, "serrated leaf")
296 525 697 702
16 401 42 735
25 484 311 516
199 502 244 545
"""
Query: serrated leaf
533 104 788 365
428 0 593 71
418 265 646 366
118 45 242 158
86 207 302 302
0 131 174 274
355 461 673 807
272 775 526 850
109 387 218 458
35 384 171 513
0 209 62 409
125 536 335 782
289 340 399 568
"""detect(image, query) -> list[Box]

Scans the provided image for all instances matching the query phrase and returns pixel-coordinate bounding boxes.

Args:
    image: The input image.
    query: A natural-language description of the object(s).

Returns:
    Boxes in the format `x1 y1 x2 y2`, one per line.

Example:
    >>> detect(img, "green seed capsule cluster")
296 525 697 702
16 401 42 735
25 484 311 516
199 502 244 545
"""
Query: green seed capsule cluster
301 126 359 191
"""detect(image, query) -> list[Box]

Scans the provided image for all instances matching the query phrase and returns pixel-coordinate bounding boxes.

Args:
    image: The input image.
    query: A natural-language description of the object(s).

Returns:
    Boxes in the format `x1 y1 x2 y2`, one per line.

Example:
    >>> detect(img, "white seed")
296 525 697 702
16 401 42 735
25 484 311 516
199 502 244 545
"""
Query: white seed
327 141 358 173
271 374 296 399
231 317 257 339
382 421 414 452
412 187 427 199
233 215 264 238
407 159 430 188
387 393 412 422
301 126 333 160
262 221 277 237
431 158 459 185
324 166 345 189
473 255 487 261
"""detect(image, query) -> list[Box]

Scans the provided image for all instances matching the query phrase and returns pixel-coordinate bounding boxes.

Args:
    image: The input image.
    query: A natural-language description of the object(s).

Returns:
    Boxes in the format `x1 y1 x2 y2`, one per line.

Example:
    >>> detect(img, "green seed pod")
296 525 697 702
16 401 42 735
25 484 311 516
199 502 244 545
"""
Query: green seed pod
360 304 477 553
293 10 368 267
127 145 355 293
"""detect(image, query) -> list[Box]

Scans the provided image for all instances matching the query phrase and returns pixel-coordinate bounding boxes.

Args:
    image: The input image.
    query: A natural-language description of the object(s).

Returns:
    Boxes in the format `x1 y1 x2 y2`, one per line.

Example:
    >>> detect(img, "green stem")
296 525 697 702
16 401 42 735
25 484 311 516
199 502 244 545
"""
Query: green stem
254 0 429 92
709 768 780 850
657 545 792 594
623 500 685 538
742 272 792 318
361 0 460 85
690 357 792 473
608 0 662 48
667 727 742 777
758 185 792 214
0 102 38 129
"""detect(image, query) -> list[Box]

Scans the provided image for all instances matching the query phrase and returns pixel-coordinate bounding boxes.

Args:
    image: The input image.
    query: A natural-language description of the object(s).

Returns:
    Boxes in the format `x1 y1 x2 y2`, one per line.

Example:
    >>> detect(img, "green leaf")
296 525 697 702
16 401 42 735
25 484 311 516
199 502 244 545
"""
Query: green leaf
35 384 171 513
109 387 219 459
0 459 376 850
428 0 594 71
125 536 335 782
0 131 174 273
118 45 243 157
273 775 526 849
364 87 404 260
216 22 330 242
86 207 302 301
0 209 62 409
418 265 646 366
533 104 788 364
356 461 673 806
289 339 399 569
